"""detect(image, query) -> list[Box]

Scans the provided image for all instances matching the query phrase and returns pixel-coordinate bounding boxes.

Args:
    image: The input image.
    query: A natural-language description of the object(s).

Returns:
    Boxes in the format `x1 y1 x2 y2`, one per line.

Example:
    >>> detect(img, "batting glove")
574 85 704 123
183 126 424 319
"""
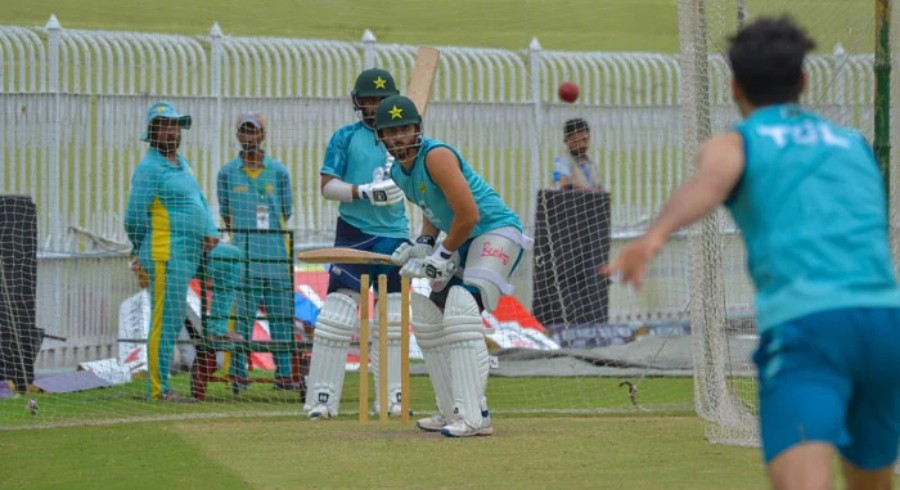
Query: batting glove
423 245 459 292
391 235 436 265
357 179 404 206
399 259 426 278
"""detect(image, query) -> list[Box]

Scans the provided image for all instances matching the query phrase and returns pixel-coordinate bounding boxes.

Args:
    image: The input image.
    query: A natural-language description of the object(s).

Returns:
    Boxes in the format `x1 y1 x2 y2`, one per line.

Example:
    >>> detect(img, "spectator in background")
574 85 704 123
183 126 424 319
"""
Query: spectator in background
125 101 242 402
217 111 299 393
553 118 602 191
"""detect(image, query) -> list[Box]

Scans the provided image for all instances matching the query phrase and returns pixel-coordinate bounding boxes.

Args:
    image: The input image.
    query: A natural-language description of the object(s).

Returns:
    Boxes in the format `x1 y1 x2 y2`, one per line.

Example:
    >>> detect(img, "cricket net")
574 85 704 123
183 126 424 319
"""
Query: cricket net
679 0 900 450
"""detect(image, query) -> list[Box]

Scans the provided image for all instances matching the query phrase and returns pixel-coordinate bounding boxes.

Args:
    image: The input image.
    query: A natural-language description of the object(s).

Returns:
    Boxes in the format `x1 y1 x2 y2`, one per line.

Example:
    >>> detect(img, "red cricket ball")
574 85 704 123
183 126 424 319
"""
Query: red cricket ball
558 81 579 103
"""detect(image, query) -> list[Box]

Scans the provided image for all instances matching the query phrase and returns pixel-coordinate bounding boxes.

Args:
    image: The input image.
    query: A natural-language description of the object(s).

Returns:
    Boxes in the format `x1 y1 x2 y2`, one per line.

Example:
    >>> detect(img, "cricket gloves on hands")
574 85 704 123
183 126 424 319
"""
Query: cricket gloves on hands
357 179 404 206
399 244 459 292
391 235 436 265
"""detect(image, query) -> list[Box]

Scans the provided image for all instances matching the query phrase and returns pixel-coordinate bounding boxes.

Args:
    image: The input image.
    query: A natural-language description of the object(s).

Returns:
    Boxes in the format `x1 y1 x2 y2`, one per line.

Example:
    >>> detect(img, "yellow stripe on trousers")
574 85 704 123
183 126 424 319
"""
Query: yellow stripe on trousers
148 261 167 399
224 304 237 377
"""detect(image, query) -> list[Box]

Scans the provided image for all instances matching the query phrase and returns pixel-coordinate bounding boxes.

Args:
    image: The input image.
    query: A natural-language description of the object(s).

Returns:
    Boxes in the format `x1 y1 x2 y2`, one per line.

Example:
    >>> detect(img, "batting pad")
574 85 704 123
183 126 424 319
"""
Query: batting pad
371 293 403 412
305 292 358 415
444 286 489 427
411 292 454 418
462 228 523 312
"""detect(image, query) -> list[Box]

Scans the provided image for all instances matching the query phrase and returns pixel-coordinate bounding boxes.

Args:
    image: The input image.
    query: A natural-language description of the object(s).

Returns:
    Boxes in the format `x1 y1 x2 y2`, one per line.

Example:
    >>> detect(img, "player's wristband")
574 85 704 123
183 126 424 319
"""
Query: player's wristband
433 243 454 260
416 235 437 247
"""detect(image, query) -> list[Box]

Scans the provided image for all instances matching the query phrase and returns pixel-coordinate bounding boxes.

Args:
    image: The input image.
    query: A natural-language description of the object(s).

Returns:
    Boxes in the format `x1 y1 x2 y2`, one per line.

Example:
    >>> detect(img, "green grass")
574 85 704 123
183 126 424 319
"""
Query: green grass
0 373 696 428
0 415 767 490
4 415 898 489
2 0 878 54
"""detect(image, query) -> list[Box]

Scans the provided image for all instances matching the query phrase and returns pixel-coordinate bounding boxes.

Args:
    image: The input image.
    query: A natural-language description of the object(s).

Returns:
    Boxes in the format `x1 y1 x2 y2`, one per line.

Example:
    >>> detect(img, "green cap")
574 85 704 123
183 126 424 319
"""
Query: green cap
352 68 399 99
374 95 422 130
140 101 191 141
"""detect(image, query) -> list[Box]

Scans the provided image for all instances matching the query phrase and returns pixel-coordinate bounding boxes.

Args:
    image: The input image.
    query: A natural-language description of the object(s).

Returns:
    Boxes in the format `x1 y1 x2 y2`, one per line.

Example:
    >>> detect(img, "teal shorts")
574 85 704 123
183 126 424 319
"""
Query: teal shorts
753 307 900 469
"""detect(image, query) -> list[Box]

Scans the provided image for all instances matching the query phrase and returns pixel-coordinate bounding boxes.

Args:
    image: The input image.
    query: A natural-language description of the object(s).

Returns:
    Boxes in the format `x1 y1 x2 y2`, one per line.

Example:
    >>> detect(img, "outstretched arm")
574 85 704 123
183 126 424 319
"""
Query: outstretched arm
602 131 745 290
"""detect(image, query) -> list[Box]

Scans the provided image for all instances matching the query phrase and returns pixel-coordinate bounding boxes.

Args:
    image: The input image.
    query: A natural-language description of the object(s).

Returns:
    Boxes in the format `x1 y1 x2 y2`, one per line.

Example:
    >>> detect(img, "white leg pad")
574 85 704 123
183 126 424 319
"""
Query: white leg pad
372 293 403 414
444 286 490 428
411 292 454 418
463 230 523 312
305 292 357 416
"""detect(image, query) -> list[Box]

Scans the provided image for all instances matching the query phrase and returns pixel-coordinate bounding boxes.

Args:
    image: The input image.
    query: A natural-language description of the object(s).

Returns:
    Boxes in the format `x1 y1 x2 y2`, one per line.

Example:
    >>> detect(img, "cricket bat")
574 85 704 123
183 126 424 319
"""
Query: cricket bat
297 247 394 265
406 47 440 116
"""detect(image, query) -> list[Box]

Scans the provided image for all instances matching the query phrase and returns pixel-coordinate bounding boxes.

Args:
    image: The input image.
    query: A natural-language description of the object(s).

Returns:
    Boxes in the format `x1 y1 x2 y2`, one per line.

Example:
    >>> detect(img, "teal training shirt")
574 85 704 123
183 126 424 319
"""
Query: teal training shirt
390 137 522 236
727 104 900 330
124 147 218 262
320 122 409 238
217 152 293 278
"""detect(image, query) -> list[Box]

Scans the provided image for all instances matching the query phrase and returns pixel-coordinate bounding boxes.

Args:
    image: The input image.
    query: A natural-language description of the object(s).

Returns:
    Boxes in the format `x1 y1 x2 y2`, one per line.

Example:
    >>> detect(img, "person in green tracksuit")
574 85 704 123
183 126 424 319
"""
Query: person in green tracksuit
124 101 242 402
217 112 298 392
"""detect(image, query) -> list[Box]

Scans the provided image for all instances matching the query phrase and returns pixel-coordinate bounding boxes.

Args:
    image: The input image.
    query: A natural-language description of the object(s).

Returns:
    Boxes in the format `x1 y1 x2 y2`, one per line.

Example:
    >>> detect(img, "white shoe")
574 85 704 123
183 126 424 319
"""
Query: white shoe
307 404 331 420
480 410 493 436
371 402 405 417
416 413 452 432
440 411 493 437
389 402 403 417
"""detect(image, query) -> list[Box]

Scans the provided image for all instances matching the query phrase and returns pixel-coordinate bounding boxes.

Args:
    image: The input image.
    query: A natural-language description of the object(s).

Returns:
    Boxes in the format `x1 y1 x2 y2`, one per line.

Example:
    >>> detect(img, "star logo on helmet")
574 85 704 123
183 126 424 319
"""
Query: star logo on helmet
418 183 427 194
389 105 403 119
155 105 167 113
373 76 387 89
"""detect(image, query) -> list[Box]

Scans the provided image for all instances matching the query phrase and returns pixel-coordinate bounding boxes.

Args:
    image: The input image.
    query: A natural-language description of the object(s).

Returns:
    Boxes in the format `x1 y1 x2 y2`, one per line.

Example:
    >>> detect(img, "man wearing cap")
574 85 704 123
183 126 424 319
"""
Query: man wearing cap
553 118 602 192
217 112 298 393
125 101 242 402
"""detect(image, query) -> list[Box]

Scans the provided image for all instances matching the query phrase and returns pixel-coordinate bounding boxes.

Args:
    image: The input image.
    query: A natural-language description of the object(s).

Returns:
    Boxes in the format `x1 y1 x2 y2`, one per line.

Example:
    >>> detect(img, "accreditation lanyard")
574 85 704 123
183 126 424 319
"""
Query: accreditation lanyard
243 162 271 230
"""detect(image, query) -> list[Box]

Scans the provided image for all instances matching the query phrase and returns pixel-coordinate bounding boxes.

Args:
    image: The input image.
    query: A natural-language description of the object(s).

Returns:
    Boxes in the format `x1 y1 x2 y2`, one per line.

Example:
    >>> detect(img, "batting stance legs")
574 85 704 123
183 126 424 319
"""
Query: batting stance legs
304 282 404 418
304 224 406 419
414 227 529 437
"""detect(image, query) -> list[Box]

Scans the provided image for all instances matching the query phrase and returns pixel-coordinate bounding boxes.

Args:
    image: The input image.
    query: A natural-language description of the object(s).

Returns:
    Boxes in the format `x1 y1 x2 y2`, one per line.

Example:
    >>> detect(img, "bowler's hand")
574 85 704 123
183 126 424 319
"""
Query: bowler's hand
600 234 663 291
203 236 220 252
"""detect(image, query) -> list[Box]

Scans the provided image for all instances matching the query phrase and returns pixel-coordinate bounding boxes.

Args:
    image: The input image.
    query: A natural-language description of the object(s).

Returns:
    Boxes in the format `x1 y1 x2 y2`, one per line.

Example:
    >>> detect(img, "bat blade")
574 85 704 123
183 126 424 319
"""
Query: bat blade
297 247 394 265
406 47 440 116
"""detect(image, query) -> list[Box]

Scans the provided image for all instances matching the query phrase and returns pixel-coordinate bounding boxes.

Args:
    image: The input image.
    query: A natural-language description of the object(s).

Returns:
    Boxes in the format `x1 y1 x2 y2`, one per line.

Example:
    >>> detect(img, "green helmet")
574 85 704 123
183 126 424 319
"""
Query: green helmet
351 68 399 99
374 95 422 131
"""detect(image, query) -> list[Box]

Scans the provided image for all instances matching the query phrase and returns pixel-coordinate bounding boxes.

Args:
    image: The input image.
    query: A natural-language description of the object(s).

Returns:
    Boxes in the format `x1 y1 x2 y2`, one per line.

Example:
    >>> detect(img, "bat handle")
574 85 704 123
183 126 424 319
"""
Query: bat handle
374 155 394 182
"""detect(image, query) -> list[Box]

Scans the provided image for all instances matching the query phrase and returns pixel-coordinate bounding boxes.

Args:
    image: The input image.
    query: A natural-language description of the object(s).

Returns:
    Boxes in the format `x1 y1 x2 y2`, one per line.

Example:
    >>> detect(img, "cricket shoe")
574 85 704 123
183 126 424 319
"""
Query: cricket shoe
389 402 404 417
307 404 331 421
416 413 453 432
161 391 199 403
231 381 249 395
440 411 493 437
372 401 404 418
